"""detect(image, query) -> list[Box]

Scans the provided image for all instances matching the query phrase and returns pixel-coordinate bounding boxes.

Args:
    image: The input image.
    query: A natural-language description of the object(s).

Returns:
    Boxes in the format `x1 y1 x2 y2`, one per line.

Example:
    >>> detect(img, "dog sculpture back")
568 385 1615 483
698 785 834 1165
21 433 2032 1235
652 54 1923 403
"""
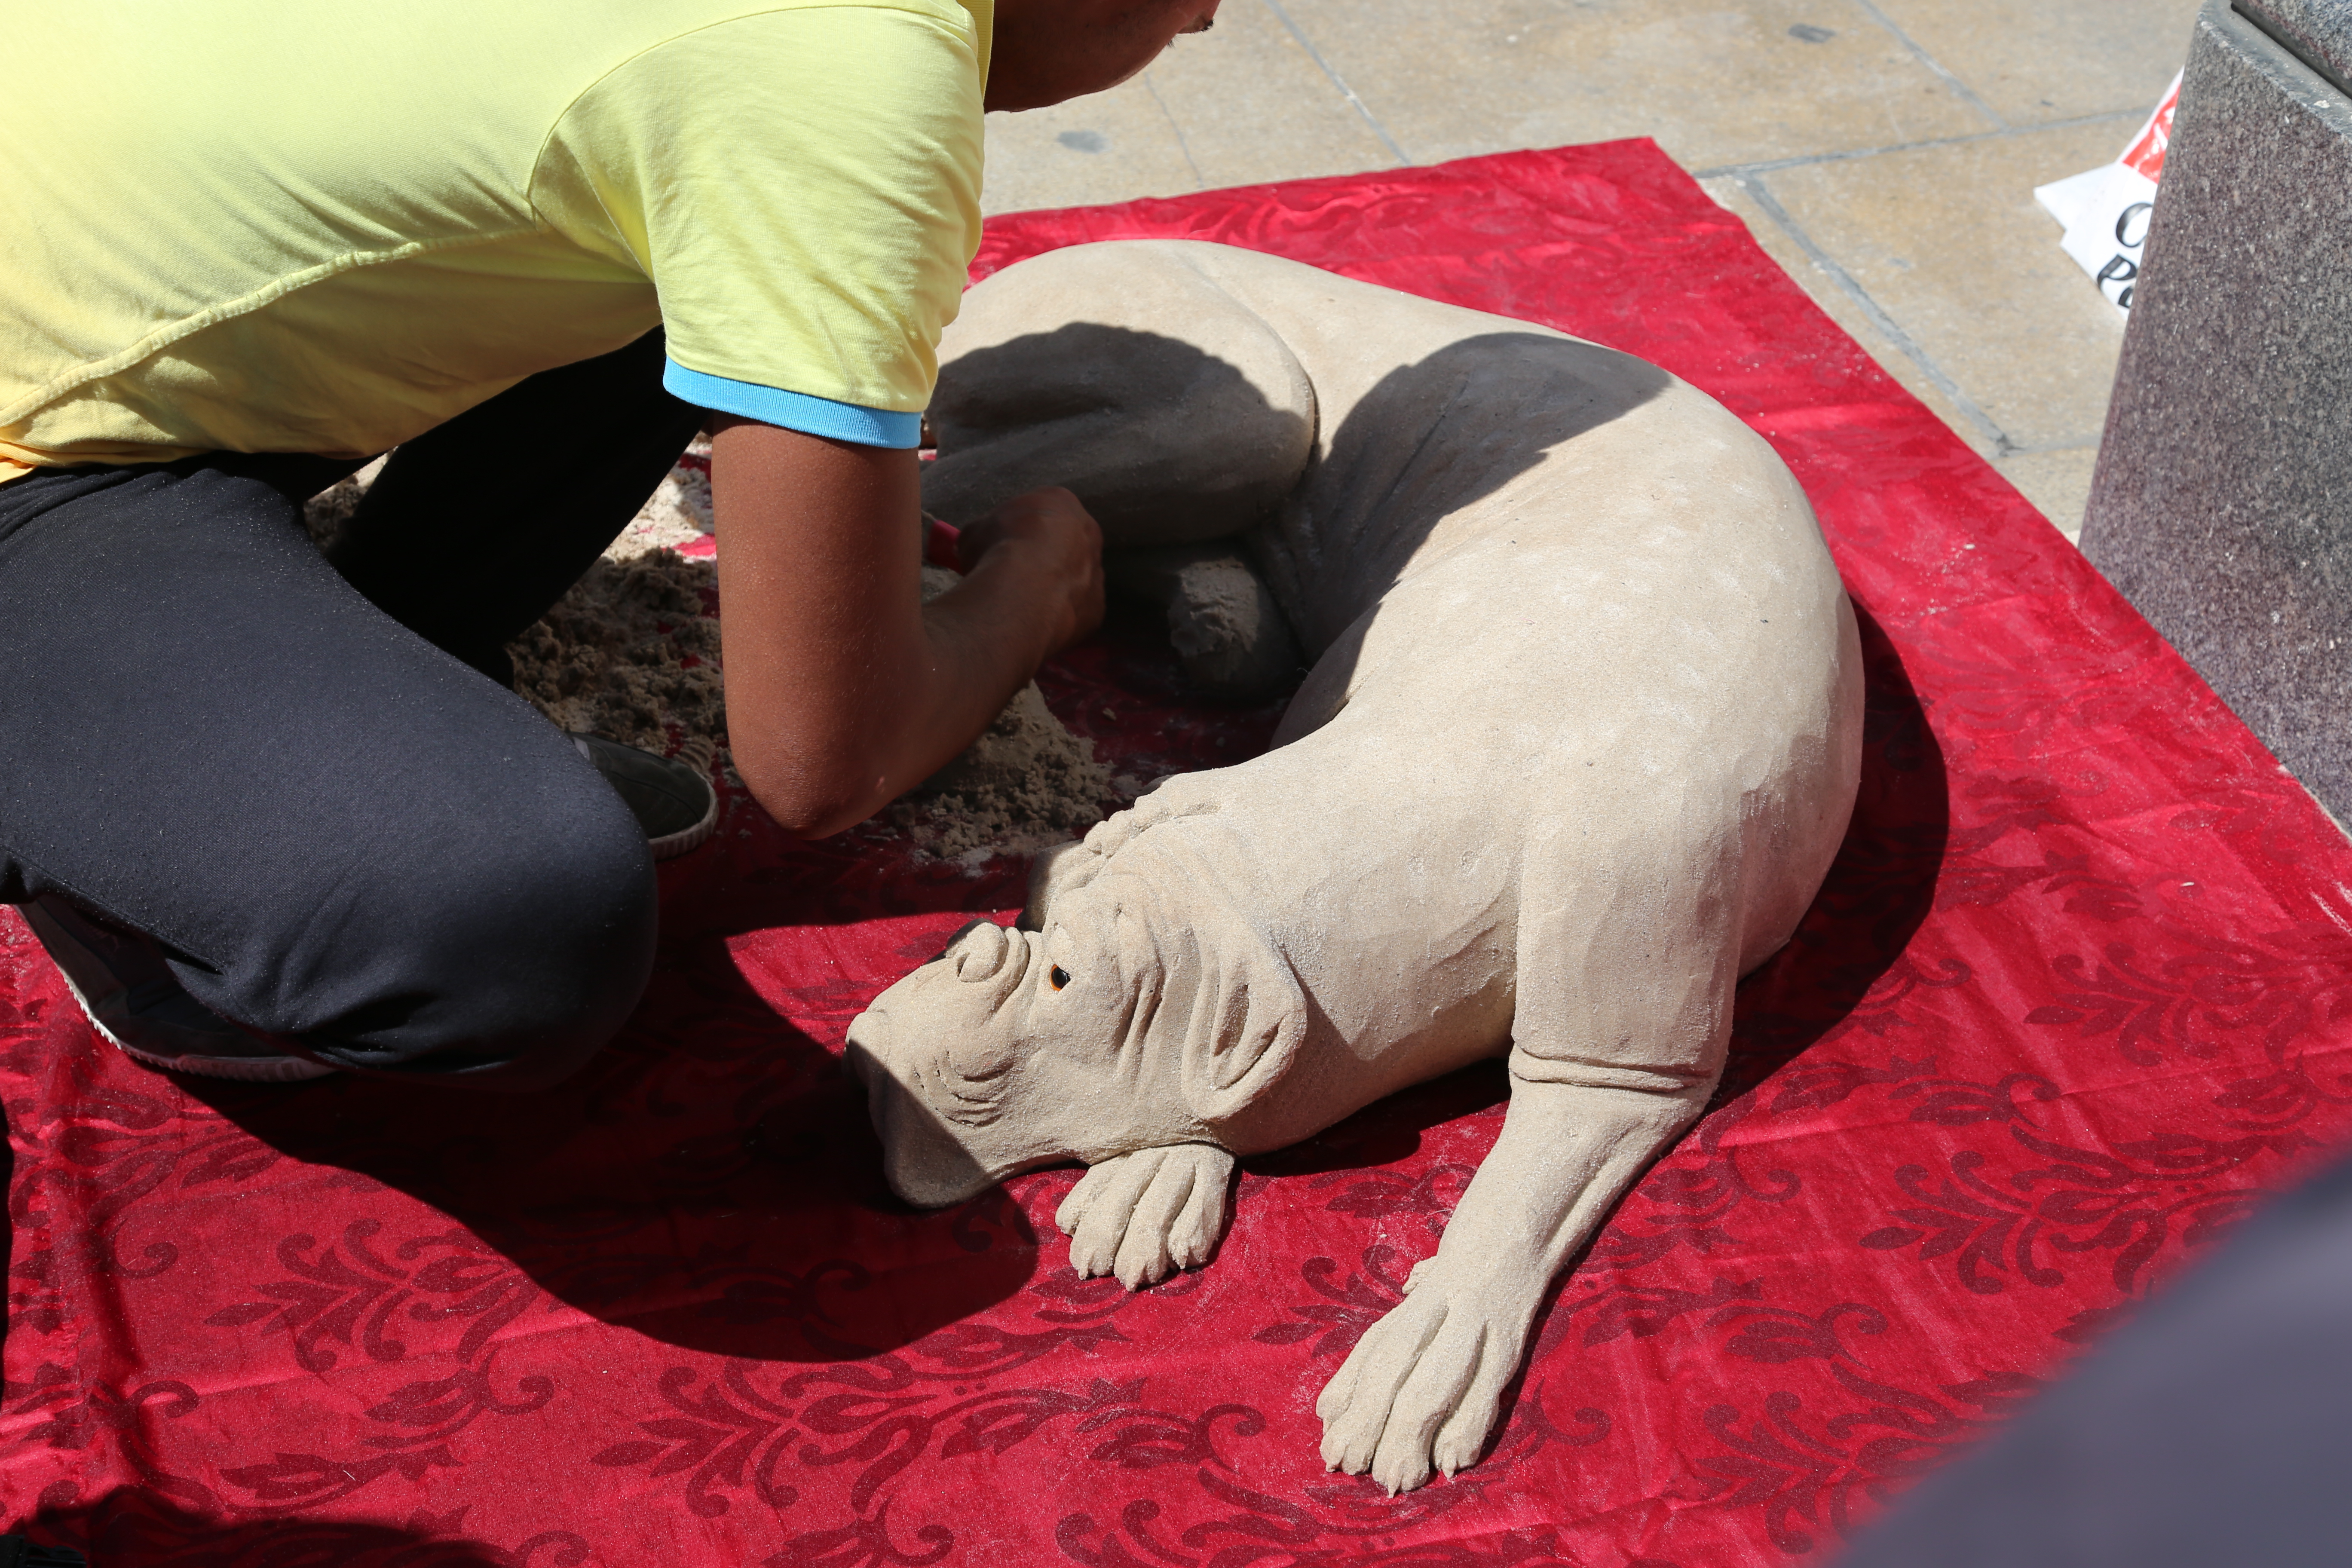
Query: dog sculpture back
848 241 1863 1493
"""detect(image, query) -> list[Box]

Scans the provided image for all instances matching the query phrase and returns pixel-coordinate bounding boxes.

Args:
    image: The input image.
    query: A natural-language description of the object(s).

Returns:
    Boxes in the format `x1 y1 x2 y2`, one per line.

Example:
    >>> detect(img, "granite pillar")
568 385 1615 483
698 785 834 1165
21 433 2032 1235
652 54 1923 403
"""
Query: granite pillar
2079 0 2352 822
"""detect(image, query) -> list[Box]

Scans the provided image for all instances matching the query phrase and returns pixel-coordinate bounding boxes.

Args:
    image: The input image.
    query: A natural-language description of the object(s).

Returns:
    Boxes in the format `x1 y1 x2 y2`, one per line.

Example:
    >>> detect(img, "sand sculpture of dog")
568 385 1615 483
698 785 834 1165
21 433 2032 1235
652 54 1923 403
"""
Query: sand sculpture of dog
846 241 1863 1494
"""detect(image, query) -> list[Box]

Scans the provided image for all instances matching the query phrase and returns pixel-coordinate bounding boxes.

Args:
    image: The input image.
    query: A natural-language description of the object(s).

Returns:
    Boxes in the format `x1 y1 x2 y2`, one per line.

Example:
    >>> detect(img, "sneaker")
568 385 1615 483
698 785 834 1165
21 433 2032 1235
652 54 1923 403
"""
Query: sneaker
19 897 337 1084
572 733 719 860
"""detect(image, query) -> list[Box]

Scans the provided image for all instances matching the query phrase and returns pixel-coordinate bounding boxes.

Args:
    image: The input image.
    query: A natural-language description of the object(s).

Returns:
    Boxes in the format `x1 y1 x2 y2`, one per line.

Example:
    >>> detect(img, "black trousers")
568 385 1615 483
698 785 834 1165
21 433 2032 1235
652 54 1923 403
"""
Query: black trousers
0 331 707 1089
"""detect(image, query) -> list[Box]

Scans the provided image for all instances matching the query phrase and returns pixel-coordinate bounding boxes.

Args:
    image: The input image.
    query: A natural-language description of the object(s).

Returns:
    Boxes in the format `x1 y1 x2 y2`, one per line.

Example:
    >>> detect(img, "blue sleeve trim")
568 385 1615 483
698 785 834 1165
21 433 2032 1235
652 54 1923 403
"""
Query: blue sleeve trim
662 360 923 448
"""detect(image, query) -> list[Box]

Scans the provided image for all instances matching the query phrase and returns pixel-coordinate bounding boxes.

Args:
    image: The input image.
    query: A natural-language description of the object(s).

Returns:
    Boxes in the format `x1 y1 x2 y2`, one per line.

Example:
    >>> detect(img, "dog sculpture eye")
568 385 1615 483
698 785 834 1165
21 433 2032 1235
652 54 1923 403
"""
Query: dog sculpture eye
1049 966 1071 991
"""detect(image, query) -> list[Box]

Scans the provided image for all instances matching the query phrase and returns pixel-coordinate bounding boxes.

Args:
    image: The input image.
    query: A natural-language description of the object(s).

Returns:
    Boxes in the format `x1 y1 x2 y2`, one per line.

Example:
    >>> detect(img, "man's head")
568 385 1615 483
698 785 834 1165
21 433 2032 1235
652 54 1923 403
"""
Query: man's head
986 0 1221 112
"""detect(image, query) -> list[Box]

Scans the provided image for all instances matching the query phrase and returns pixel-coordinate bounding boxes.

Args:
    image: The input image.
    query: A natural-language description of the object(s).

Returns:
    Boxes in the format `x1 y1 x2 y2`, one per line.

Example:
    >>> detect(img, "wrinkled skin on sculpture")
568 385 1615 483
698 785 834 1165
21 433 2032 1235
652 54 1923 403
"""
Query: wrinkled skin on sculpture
846 241 1865 1494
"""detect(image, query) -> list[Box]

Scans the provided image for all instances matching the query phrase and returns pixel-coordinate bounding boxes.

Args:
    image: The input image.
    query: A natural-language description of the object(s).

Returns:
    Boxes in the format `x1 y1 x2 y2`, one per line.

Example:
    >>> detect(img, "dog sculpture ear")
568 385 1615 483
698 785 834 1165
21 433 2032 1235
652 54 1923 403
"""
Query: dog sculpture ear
1019 778 1224 934
1019 838 1105 933
1180 913 1308 1126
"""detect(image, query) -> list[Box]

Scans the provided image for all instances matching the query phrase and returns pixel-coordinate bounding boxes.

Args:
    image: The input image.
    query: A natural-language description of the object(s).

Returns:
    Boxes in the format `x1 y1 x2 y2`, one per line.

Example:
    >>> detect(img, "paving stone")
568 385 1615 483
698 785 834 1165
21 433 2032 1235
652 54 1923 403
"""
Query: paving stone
980 3 1400 215
1755 121 2133 450
1992 446 2101 541
1271 0 1995 172
980 73 1200 216
1139 0 1399 190
1869 0 2203 125
1700 175 1999 457
1706 181 2102 539
2080 0 2352 818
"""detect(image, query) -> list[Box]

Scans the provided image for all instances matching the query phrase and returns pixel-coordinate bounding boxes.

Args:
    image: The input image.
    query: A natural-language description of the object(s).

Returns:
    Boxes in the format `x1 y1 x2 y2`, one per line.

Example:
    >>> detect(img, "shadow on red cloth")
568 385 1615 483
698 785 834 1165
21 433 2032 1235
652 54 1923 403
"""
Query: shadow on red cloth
164 1004 1041 1365
20 1485 575 1565
1718 595 1950 1103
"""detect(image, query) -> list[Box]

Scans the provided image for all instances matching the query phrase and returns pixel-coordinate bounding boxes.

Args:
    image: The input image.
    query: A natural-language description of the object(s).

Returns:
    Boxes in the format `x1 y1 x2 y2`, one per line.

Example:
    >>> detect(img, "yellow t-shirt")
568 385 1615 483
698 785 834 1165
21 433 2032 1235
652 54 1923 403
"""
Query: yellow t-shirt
0 0 990 481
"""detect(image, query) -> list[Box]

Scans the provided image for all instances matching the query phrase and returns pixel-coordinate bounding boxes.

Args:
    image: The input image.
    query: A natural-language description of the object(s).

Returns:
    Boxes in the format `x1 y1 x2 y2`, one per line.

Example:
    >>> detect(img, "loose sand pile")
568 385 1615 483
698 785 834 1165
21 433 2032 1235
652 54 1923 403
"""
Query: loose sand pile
506 551 726 777
300 458 383 545
303 457 1115 860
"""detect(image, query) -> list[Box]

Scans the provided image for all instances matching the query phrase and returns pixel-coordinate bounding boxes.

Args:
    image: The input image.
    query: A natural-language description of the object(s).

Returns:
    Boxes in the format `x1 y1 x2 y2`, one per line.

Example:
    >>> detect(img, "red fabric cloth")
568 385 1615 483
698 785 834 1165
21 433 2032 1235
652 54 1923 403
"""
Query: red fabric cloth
8 140 2352 1568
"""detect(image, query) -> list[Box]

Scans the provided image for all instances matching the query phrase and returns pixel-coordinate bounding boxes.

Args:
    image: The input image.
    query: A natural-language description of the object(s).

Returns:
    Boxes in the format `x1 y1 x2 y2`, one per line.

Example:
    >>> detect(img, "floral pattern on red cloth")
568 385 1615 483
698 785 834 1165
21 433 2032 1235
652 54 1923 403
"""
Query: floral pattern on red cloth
6 140 2352 1567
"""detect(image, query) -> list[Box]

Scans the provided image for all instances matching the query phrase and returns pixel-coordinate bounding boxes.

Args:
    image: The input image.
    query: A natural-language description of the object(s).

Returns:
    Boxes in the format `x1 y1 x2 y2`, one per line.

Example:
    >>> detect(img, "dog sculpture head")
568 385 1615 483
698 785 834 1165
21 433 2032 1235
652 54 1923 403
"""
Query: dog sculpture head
844 860 1306 1207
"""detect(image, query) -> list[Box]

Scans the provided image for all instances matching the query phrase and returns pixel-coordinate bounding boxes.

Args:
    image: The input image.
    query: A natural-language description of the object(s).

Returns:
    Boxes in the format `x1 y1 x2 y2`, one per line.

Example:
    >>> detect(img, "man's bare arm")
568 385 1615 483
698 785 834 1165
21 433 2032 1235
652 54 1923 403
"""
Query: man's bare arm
708 415 1103 838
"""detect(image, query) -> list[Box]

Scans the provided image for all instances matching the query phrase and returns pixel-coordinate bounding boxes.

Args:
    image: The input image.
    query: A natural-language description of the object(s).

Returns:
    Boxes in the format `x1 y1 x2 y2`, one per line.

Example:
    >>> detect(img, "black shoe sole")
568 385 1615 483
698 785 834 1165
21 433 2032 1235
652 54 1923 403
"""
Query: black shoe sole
570 733 720 859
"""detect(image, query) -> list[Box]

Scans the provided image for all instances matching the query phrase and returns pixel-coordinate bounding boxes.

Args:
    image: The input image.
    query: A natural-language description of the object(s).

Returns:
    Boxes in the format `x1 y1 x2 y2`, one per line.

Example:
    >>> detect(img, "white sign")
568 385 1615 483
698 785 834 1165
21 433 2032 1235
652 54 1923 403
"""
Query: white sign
2034 73 2181 314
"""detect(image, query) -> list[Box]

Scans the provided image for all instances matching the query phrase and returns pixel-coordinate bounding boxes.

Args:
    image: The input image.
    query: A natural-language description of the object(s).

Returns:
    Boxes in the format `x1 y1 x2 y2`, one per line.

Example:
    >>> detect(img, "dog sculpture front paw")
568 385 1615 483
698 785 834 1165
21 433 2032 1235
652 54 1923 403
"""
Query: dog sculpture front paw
1056 1143 1235 1289
1315 1266 1539 1494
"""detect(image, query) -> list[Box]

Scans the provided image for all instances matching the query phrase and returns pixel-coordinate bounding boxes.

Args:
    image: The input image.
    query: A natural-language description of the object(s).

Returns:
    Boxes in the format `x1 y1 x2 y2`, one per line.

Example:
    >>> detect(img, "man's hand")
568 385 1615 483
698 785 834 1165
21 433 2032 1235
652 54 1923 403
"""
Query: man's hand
707 416 1103 838
954 486 1104 659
